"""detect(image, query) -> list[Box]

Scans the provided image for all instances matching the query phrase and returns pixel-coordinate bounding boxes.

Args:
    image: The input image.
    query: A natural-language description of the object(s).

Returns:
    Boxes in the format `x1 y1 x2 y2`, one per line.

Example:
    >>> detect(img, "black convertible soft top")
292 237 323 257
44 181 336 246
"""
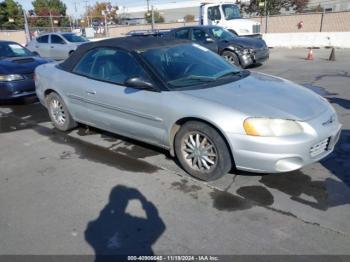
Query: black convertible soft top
59 36 188 72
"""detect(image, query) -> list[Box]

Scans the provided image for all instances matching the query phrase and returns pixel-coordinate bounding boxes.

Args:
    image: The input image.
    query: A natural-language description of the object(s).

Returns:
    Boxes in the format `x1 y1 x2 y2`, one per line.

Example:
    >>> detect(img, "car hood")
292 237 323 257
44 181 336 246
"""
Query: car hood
181 72 329 121
0 56 51 74
224 37 266 49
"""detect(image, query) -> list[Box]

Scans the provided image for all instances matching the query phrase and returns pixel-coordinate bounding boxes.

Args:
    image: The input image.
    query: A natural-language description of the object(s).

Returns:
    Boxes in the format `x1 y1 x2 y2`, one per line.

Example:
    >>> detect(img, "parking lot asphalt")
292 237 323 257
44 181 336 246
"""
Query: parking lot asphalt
0 48 350 256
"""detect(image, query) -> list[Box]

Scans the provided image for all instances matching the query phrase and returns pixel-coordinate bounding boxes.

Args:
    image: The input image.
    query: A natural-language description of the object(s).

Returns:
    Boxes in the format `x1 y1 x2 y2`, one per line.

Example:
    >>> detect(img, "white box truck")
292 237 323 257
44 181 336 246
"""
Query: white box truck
199 1 261 36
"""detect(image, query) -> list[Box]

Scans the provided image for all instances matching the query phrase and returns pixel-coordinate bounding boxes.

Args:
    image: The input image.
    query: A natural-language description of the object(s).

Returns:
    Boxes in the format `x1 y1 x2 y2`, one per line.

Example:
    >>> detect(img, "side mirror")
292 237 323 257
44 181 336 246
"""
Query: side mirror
205 37 214 43
124 77 154 90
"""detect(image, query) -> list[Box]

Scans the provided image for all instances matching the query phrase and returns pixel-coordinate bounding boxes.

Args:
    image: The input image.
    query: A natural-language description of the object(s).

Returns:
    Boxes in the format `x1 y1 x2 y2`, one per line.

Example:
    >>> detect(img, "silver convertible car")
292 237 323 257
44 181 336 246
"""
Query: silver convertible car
35 37 341 181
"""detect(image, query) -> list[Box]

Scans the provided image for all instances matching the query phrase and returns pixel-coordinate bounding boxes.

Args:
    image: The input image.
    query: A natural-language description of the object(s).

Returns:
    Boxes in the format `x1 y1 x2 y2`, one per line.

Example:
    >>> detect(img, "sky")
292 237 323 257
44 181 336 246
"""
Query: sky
17 0 195 17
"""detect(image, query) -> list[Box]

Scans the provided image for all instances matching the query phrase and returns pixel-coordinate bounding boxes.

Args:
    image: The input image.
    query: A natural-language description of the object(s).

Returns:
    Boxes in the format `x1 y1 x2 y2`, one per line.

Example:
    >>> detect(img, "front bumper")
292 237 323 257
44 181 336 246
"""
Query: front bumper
0 79 36 101
239 48 269 68
227 109 342 173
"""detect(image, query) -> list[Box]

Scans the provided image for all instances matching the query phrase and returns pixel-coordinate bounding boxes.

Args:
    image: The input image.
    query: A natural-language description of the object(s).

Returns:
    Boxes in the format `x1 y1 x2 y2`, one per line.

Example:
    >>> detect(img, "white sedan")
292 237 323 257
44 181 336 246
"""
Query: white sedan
27 32 88 60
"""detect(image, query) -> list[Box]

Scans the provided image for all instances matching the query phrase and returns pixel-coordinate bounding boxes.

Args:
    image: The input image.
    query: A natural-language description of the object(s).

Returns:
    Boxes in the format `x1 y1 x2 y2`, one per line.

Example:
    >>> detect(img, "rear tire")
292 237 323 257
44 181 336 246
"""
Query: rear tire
174 121 232 181
222 50 240 67
46 92 77 131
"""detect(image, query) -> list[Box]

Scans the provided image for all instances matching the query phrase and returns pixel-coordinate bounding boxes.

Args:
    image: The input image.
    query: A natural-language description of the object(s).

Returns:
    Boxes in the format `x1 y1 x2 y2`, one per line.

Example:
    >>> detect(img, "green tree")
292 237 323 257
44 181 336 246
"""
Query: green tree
184 14 195 22
30 0 69 28
144 10 164 24
244 0 290 16
0 0 24 30
85 1 118 26
291 0 309 13
244 0 310 15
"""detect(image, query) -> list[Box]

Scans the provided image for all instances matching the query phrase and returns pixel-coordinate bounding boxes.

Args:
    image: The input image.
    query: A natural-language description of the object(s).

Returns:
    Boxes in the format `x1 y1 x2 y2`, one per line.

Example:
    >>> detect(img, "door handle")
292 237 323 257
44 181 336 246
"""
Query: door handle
50 46 54 48
86 91 96 95
35 45 39 48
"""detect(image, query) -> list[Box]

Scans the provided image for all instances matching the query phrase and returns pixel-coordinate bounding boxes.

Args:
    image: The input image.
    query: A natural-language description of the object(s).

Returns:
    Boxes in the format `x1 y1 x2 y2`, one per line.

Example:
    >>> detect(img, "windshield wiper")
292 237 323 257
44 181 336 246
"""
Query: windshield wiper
185 75 216 81
215 71 241 79
168 75 217 86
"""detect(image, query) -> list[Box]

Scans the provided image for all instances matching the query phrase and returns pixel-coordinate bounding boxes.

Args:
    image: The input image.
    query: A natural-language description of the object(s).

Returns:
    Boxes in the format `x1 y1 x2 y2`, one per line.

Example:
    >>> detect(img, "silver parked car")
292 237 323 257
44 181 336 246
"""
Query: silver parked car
27 32 88 60
35 37 341 181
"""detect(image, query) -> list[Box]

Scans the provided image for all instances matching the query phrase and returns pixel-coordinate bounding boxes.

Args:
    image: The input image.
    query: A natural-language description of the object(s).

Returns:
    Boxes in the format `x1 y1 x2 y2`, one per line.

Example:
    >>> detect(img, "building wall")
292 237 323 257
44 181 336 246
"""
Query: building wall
0 30 27 45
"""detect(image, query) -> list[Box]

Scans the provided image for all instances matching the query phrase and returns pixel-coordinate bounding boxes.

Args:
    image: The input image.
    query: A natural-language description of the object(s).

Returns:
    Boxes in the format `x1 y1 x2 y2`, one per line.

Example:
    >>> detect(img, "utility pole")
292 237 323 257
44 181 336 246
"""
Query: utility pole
49 11 54 32
264 0 268 33
146 0 150 12
83 0 89 26
23 9 31 43
151 5 155 31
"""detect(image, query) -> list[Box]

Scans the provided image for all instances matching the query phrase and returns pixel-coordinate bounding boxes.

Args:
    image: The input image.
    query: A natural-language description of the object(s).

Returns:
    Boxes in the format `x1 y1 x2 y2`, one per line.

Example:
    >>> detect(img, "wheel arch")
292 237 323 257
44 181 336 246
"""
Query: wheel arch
43 89 70 110
168 117 235 166
220 47 241 65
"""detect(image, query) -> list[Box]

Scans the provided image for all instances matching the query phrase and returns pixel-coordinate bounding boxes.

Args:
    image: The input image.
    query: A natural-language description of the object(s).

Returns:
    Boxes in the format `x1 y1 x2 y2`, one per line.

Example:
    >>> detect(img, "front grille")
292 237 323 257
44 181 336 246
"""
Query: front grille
252 24 260 34
310 137 330 158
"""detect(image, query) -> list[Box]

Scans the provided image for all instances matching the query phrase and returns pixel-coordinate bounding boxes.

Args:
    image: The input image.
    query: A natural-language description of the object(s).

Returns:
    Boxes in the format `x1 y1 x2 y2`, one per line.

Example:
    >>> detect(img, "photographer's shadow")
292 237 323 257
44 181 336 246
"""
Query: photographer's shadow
85 185 166 261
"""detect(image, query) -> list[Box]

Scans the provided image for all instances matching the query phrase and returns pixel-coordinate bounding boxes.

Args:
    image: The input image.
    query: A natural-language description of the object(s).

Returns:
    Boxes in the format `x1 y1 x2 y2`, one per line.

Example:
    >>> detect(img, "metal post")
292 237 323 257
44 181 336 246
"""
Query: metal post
147 0 150 12
68 15 73 31
104 14 108 37
23 9 31 43
320 11 324 32
151 5 155 31
264 0 268 33
49 11 54 32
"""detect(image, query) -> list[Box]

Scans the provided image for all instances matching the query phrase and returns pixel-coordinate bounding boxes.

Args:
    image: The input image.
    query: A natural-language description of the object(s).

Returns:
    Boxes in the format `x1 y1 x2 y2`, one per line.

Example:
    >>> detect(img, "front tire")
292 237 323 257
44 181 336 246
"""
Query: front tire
46 92 77 131
174 121 232 181
222 50 240 67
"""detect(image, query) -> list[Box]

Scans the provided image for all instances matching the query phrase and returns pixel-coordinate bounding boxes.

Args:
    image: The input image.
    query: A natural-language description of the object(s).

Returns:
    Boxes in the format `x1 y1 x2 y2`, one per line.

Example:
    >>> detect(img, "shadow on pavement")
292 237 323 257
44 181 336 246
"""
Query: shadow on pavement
321 129 350 188
0 102 49 133
327 97 350 110
85 185 166 261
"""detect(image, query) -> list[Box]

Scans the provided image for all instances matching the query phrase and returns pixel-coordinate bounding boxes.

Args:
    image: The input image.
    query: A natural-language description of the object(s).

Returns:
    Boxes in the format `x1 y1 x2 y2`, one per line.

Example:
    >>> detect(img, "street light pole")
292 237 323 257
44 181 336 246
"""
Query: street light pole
151 5 155 31
49 11 54 32
23 9 31 43
264 0 268 33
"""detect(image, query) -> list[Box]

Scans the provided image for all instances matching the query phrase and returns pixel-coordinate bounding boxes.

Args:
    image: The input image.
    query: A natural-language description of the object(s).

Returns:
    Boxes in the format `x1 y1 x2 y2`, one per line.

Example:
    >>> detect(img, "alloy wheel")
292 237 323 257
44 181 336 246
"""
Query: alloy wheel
181 132 218 172
50 98 66 126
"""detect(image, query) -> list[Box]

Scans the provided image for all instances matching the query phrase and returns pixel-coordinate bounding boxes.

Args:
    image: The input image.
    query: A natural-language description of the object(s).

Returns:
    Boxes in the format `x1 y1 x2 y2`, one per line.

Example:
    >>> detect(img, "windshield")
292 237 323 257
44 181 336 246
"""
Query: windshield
210 27 237 41
222 4 241 20
0 42 33 59
62 33 88 43
141 43 241 89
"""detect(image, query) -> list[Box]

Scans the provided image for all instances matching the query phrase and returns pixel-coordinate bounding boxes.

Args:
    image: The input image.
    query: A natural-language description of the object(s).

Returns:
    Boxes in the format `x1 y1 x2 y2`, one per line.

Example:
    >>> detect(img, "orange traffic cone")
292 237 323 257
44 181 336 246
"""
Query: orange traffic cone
306 48 314 60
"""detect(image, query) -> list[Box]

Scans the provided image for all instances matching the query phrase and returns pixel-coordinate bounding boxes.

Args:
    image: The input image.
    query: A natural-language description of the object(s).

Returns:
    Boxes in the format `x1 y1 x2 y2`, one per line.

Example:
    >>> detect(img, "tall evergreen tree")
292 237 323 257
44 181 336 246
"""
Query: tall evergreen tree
0 0 24 30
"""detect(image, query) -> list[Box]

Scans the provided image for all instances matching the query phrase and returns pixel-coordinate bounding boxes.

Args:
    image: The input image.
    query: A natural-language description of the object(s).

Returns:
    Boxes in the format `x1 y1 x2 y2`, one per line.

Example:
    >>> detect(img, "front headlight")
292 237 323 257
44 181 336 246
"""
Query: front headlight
243 118 303 137
0 74 24 82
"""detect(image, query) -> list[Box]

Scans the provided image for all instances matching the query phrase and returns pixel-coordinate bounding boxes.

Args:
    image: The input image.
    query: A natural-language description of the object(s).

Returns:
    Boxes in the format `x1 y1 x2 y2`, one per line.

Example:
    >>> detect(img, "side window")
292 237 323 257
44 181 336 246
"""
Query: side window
73 48 148 85
174 29 189 39
208 6 221 21
192 29 209 42
51 35 65 44
73 49 99 76
37 35 49 43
